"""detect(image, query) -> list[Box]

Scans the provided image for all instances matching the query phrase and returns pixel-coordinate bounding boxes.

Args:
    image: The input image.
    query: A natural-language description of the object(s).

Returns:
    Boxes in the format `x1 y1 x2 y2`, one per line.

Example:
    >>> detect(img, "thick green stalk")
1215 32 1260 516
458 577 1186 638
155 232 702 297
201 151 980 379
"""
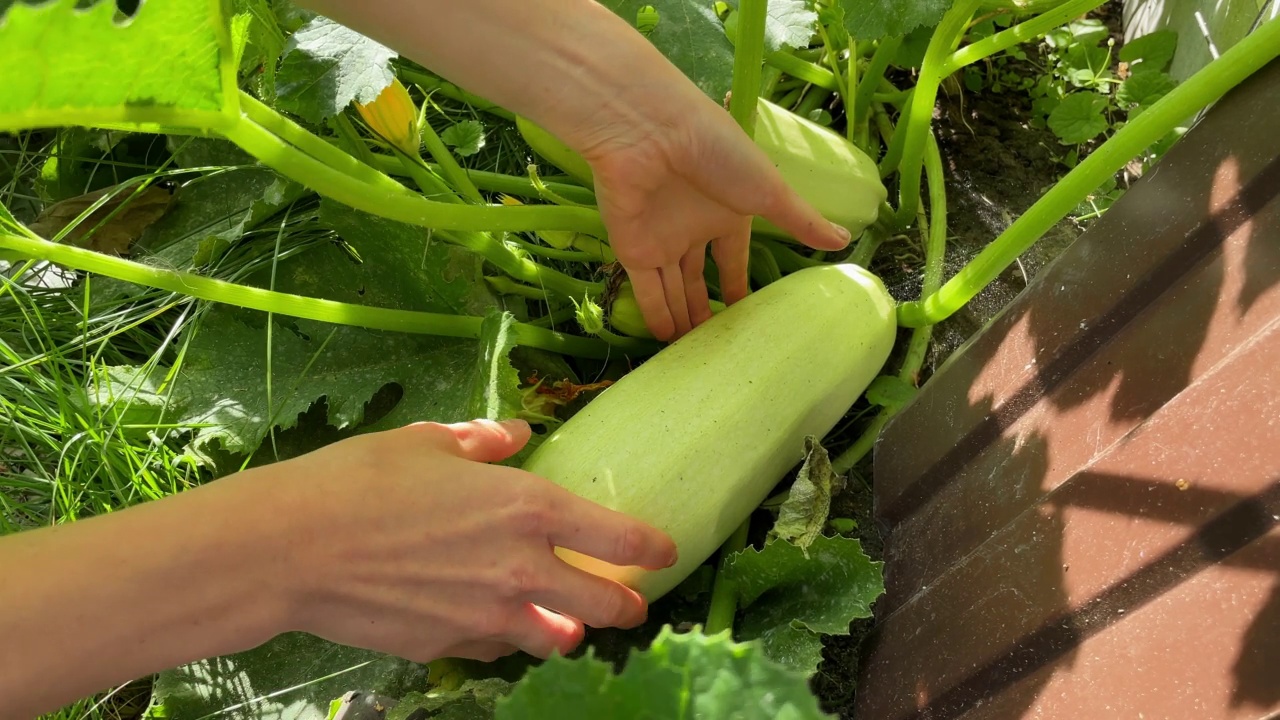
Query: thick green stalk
397 68 516 121
853 37 902 139
889 0 982 228
328 112 378 167
0 232 651 358
397 153 463 202
362 153 597 204
419 113 484 203
832 133 947 472
899 15 1280 327
239 92 406 195
943 0 1106 74
704 519 751 635
729 0 769 133
769 52 839 90
226 108 608 235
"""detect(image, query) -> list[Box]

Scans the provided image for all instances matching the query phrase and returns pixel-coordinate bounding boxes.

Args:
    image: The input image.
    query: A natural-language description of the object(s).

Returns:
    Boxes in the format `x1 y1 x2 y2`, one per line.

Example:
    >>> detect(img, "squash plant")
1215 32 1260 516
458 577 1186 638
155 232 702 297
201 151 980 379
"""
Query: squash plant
1 0 1278 717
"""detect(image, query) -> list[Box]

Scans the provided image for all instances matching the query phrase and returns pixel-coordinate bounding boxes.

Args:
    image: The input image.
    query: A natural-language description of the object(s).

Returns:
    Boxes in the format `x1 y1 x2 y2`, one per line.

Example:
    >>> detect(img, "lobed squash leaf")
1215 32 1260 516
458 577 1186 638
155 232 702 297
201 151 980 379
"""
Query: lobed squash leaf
725 535 884 673
276 15 399 124
0 0 236 132
831 0 953 42
496 626 832 719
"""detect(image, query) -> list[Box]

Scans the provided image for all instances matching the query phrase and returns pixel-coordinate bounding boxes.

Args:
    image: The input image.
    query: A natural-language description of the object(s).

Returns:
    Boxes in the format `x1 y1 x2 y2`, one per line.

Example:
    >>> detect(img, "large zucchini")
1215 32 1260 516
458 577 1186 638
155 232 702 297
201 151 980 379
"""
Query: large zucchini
516 98 887 241
521 263 897 600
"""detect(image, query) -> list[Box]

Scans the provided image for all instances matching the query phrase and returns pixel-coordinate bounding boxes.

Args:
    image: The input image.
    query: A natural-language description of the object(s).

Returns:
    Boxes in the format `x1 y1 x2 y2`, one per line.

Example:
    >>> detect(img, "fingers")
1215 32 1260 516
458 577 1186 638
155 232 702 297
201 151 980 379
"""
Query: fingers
410 419 531 463
525 557 649 629
756 185 852 252
686 120 851 253
711 228 752 305
659 264 693 338
436 640 520 663
500 603 586 659
628 270 675 341
681 249 713 326
541 487 678 571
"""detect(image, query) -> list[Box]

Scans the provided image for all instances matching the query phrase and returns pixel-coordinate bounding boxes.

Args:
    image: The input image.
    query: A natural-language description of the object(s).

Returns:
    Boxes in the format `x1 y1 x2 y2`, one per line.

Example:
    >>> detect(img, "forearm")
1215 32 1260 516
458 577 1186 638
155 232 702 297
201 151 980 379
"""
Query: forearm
294 0 712 154
0 472 293 718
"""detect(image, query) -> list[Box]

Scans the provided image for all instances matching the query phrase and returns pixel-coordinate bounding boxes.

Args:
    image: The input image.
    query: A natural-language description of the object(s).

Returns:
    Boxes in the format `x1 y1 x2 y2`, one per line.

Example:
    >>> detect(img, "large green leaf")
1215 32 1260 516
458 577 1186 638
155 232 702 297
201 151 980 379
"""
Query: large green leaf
0 0 237 131
725 535 884 673
833 0 952 42
276 15 398 123
145 632 428 720
161 199 516 457
599 0 737 100
496 626 832 719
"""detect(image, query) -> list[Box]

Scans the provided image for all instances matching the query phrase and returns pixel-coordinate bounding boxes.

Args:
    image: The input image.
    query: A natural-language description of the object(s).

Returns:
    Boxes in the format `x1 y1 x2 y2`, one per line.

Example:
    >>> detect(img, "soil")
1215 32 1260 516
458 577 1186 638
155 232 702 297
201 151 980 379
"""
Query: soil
814 4 1130 716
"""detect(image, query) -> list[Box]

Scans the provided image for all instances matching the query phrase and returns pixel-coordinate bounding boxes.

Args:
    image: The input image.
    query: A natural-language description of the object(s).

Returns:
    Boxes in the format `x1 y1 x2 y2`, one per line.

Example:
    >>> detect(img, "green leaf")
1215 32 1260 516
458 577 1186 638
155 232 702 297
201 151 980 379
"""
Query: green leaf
387 680 512 720
0 0 235 131
232 0 287 98
467 310 524 423
1119 29 1178 72
159 200 508 457
864 375 918 413
144 632 428 720
763 0 818 53
441 120 487 157
725 535 884 672
276 15 398 124
1116 70 1176 110
834 0 951 42
1064 42 1112 87
750 621 826 676
772 436 844 554
1047 92 1109 144
496 626 832 719
599 0 736 100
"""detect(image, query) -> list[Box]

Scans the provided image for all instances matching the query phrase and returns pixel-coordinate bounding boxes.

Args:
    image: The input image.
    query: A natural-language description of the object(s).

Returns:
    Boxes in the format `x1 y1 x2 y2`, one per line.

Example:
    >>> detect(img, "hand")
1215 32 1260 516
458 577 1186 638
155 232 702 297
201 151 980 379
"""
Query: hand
582 99 852 342
271 418 678 663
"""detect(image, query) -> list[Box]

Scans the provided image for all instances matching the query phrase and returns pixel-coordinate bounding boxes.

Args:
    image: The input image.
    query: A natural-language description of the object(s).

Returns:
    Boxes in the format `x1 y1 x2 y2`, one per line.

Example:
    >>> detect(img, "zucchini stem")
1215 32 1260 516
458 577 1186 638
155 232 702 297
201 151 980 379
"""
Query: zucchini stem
0 232 650 359
900 14 1280 326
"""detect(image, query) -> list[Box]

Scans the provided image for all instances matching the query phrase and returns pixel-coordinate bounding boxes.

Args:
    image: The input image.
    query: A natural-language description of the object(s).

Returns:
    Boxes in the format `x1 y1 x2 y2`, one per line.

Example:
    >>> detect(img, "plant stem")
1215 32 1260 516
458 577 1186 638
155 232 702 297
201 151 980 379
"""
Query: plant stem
226 107 608 235
944 0 1105 74
729 0 768 133
889 0 982 228
769 52 839 90
397 68 516 121
418 107 484 203
853 37 902 141
510 237 598 263
704 519 751 635
0 232 652 359
899 14 1280 327
832 132 947 472
362 153 597 204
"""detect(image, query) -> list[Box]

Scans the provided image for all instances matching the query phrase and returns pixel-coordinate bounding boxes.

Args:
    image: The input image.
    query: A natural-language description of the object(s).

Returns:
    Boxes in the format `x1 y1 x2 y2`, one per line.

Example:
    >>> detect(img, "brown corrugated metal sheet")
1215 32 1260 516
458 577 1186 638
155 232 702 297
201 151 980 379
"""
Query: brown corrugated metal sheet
856 58 1280 720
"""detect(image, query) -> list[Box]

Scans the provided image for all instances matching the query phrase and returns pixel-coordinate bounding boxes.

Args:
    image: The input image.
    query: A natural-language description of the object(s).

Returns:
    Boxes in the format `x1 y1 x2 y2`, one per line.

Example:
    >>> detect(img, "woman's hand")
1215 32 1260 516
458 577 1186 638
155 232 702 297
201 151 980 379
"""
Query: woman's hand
273 419 678 663
293 0 851 341
0 418 676 718
582 102 851 341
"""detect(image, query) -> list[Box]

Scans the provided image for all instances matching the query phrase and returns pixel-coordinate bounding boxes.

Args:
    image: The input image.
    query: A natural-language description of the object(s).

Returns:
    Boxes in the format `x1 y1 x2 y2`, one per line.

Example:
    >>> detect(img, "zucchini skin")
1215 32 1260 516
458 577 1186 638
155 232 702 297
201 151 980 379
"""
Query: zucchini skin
515 98 887 240
521 263 897 600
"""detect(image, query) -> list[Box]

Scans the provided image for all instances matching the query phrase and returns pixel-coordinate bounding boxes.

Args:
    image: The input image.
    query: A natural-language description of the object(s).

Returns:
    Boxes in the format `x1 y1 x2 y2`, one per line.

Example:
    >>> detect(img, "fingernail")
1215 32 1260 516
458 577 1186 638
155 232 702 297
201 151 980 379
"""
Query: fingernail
831 222 851 245
500 418 530 432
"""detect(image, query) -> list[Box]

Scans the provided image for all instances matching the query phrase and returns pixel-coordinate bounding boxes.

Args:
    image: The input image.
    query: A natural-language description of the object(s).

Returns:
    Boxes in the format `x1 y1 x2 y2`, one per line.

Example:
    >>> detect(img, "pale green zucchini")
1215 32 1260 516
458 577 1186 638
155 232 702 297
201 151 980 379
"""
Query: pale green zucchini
515 98 887 240
521 263 897 600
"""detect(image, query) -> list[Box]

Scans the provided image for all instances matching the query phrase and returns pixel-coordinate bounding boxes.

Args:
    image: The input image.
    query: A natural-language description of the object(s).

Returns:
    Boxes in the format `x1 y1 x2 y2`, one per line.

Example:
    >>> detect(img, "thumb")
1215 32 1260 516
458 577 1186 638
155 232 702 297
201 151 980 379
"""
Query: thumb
417 418 533 463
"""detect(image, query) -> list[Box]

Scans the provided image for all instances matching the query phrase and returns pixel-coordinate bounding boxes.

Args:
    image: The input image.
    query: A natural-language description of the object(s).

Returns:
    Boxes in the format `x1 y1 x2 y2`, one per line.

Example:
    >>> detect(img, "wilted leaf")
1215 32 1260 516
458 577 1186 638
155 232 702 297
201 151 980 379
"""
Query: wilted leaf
27 185 172 255
772 435 844 554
